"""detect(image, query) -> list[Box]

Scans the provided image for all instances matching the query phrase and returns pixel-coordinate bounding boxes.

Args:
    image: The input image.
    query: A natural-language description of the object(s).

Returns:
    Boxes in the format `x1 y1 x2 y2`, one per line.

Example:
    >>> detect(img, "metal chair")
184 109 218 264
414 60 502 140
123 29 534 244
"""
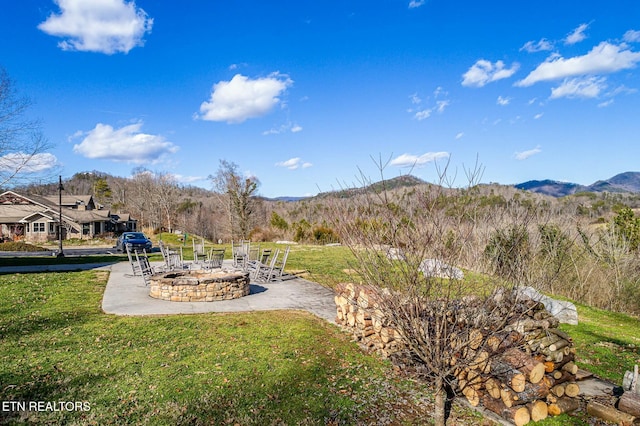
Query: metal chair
259 248 272 264
269 246 291 281
253 248 280 282
232 239 250 269
206 248 225 269
193 237 207 263
133 249 159 285
159 241 184 271
247 247 270 273
125 245 142 276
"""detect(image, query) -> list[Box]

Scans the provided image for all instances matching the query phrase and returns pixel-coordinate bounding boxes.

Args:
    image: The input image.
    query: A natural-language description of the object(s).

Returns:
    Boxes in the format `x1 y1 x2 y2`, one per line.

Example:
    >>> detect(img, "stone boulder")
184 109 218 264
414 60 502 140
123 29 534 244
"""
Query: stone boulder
386 247 406 261
517 286 579 325
418 259 464 280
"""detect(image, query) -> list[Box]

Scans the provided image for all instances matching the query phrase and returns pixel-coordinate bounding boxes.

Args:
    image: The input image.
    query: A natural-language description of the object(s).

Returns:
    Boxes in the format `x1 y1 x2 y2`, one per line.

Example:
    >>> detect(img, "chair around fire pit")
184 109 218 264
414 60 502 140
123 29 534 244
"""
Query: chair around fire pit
205 248 225 270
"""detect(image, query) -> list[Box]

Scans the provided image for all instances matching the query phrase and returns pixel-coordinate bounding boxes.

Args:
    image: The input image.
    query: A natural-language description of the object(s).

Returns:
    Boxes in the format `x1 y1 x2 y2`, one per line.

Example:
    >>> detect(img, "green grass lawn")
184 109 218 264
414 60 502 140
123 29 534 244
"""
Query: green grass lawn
0 269 466 425
560 303 640 383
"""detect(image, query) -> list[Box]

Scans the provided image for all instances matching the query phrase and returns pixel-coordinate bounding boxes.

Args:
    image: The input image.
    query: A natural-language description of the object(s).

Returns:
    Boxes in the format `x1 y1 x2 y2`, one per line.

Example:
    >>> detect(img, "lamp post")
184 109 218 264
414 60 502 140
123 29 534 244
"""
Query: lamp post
57 175 64 258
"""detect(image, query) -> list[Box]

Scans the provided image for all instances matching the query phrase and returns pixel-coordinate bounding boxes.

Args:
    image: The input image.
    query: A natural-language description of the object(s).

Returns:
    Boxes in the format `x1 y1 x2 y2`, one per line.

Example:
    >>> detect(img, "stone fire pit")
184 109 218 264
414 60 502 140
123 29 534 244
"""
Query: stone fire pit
149 270 250 302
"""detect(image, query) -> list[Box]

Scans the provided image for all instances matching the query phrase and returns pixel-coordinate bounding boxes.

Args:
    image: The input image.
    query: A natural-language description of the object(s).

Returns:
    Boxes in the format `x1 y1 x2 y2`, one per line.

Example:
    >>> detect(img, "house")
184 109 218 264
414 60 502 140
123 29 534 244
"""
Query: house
0 190 137 243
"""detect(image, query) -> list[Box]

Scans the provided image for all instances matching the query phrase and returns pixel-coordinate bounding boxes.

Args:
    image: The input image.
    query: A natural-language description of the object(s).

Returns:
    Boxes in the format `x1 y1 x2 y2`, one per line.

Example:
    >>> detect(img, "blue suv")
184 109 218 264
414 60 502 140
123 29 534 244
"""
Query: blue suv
116 232 152 252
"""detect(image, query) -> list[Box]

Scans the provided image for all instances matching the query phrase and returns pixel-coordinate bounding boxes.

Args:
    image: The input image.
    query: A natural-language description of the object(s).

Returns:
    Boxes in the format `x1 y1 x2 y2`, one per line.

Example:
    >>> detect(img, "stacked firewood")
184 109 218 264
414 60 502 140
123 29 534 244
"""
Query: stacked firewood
454 325 582 425
334 282 404 358
334 283 585 426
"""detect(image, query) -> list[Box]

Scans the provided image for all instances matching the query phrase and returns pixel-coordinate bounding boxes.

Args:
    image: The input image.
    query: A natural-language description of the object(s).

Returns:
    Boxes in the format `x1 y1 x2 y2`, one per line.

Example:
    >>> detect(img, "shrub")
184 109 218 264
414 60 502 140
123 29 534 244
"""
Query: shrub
312 225 339 244
538 224 571 262
293 219 311 243
613 207 640 251
0 241 48 252
248 227 278 242
484 225 531 283
270 212 289 231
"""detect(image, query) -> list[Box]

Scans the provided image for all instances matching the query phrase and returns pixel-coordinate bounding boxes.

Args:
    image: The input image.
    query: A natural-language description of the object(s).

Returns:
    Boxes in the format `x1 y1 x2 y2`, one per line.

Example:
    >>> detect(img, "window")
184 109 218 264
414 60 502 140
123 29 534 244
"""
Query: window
82 223 90 235
33 223 45 232
49 222 55 233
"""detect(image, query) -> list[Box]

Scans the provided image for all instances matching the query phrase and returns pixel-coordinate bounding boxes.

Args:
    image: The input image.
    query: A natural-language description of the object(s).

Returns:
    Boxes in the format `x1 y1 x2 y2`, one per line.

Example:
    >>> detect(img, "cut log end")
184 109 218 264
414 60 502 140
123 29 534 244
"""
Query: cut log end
564 383 580 398
527 400 549 422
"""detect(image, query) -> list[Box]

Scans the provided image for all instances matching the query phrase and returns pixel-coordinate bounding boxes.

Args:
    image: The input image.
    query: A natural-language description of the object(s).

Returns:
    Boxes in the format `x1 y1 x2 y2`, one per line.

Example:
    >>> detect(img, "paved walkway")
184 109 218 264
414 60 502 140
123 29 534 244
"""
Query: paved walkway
104 261 338 323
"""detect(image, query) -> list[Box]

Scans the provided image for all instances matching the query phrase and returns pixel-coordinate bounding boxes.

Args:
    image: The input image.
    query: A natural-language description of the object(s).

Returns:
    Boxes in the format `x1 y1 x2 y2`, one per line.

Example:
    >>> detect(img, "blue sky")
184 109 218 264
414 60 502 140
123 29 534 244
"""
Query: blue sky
2 0 640 197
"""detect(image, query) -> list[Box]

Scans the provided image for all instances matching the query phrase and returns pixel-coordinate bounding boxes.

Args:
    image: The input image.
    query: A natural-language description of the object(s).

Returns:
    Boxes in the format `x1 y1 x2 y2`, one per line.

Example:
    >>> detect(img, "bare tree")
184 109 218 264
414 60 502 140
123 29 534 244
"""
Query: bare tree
0 67 54 188
209 160 260 240
125 168 183 233
153 172 180 233
328 158 535 425
127 168 153 230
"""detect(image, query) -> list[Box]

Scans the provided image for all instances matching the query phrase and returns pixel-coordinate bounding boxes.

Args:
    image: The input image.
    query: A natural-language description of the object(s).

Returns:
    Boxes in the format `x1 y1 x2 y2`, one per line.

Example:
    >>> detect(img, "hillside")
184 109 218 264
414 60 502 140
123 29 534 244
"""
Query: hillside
315 174 426 199
514 179 587 197
515 171 640 197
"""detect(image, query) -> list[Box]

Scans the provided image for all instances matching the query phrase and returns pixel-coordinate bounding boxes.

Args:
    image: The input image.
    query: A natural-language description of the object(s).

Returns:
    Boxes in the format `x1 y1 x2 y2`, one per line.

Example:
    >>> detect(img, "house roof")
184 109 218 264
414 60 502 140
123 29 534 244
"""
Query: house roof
0 204 43 223
42 195 94 208
0 190 133 228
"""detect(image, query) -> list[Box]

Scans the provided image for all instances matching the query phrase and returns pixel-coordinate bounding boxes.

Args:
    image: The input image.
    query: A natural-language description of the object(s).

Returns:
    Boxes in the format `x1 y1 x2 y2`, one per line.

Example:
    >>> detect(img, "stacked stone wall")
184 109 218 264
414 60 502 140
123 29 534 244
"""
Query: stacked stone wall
149 271 250 302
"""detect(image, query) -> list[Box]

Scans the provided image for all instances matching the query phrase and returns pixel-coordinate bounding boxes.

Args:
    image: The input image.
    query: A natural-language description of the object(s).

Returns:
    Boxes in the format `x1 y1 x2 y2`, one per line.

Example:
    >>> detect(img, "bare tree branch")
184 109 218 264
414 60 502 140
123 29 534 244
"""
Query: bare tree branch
0 67 55 188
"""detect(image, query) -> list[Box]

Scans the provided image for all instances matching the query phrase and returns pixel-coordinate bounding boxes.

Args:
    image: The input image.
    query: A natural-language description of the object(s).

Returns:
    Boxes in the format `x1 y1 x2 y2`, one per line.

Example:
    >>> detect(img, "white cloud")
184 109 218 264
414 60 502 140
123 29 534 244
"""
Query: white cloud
434 86 448 97
520 39 554 53
172 174 206 184
514 146 542 160
407 86 451 121
534 113 544 119
390 152 449 168
72 121 178 163
461 59 520 87
275 157 312 170
516 42 640 87
38 0 153 54
565 23 589 45
408 0 425 8
436 100 450 112
455 132 464 140
0 152 58 173
550 76 607 99
263 122 303 135
497 96 511 106
598 99 614 108
410 89 450 120
624 30 640 43
608 85 638 97
198 73 293 123
414 109 432 120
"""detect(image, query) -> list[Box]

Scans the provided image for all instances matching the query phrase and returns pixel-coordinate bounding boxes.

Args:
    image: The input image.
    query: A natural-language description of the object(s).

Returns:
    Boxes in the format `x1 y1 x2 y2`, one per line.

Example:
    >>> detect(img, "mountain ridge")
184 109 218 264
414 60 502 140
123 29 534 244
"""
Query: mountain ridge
514 172 640 197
